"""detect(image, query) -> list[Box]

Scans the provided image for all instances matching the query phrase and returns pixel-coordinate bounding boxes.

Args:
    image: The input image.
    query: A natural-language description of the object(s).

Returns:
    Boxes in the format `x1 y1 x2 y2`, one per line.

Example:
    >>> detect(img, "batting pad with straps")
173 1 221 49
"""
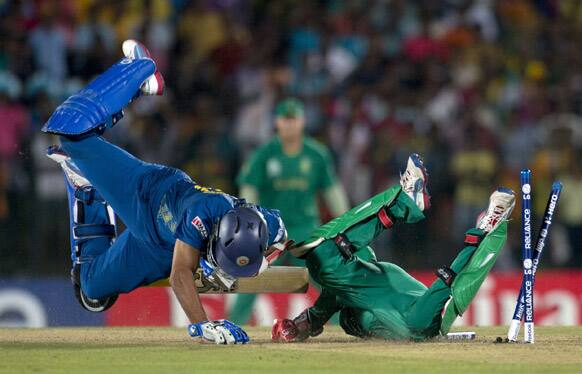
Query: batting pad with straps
440 221 508 335
289 185 402 258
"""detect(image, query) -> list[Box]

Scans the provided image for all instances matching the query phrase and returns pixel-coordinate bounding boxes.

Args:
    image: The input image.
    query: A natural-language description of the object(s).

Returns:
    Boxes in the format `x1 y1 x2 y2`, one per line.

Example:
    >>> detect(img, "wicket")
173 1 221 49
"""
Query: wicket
507 171 563 343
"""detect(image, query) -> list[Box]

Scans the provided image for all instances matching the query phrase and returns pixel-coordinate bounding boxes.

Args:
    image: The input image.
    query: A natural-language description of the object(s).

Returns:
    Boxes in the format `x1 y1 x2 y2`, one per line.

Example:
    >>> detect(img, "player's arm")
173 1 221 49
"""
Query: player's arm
239 184 259 204
323 183 349 217
237 146 266 204
172 226 249 344
318 146 349 217
169 239 207 323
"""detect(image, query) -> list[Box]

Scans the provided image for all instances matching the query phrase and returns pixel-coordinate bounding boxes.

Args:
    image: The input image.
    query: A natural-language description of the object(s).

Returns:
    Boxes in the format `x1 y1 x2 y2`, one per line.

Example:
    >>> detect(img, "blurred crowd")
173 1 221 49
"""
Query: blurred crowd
1 0 582 275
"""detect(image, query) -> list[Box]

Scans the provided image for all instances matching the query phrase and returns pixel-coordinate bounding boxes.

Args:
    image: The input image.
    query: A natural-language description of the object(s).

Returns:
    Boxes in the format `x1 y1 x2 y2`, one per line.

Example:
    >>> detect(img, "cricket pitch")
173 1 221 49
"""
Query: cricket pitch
2 326 582 373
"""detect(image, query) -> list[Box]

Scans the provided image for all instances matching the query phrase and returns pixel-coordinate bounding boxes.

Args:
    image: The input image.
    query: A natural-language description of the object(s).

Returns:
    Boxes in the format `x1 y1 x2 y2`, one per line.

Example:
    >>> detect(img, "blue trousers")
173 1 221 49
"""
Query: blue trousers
61 136 187 299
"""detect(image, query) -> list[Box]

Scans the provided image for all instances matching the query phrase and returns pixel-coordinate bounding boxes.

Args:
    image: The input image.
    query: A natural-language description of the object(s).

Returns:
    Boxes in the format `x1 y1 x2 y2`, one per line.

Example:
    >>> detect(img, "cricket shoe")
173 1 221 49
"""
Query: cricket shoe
400 153 431 211
71 265 118 313
476 188 516 233
46 145 90 189
122 39 165 95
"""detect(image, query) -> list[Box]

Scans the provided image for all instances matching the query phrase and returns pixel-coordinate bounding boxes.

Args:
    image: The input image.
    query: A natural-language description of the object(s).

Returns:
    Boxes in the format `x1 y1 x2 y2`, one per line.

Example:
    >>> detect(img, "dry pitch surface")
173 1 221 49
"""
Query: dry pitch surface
1 326 582 373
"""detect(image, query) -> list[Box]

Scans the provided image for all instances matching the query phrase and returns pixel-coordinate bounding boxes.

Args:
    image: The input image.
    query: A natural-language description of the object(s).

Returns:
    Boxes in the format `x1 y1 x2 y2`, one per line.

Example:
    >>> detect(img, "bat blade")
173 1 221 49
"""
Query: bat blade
148 266 309 294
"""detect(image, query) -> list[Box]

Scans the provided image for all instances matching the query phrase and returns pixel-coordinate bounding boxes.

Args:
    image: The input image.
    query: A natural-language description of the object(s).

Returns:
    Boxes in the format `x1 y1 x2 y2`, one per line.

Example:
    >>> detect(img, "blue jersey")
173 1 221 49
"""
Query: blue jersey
60 136 286 299
156 177 286 256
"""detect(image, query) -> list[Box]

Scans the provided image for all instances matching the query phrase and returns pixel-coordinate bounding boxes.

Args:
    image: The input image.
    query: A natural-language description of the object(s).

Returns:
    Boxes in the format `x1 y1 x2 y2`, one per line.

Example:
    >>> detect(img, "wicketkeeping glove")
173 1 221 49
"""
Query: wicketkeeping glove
188 320 249 344
272 309 323 342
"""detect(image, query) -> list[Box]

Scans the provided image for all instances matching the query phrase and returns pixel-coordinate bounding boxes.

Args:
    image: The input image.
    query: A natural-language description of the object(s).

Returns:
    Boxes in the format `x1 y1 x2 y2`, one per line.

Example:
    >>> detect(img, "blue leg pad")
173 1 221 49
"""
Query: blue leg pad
42 58 156 138
64 181 117 266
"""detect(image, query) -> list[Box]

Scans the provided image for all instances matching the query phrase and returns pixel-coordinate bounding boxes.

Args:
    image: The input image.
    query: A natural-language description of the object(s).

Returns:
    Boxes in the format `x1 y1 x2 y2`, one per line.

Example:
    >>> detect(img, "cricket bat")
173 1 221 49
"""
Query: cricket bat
148 266 309 294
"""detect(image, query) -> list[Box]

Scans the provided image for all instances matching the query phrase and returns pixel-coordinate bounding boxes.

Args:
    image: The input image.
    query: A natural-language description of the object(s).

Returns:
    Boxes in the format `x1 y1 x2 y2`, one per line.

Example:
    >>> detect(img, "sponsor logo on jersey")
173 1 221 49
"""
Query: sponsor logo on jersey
267 158 282 177
300 157 311 174
157 196 177 233
191 216 208 239
193 184 223 194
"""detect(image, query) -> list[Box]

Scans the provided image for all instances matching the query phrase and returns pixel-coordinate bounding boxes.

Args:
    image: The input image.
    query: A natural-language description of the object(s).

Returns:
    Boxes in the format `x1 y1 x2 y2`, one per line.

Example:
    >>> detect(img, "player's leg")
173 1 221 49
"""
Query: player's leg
341 189 425 249
48 143 177 311
46 41 171 236
404 228 487 338
290 153 429 259
48 147 119 311
406 188 516 337
305 239 424 308
338 307 369 338
228 294 258 325
314 193 424 292
348 153 430 246
42 40 163 139
80 230 173 300
58 137 186 236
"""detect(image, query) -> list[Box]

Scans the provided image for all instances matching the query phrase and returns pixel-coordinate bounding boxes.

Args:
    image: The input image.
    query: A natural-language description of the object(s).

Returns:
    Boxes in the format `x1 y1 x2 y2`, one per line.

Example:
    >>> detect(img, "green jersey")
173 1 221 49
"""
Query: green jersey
238 136 337 242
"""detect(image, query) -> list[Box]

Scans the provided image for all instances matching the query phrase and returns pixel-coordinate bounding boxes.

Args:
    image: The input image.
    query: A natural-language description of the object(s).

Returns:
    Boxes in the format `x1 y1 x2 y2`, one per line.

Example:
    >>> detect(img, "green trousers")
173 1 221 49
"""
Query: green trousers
305 192 487 341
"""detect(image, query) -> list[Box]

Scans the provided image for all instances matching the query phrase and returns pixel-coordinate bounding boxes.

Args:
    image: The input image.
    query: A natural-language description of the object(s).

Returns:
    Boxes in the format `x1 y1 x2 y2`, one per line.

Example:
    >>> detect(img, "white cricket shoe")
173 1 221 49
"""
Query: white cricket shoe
476 188 516 233
400 153 431 211
122 39 165 96
46 145 90 188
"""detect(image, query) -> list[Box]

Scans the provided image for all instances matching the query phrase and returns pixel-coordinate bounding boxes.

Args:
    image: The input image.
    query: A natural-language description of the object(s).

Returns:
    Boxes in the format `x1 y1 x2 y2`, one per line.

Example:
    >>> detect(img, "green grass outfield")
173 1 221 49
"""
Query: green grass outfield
1 326 582 373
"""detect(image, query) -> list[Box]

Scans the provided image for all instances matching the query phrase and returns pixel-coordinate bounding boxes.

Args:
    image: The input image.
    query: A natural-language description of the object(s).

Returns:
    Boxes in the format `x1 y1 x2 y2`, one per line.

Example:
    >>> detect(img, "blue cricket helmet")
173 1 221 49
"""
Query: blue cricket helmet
208 206 269 277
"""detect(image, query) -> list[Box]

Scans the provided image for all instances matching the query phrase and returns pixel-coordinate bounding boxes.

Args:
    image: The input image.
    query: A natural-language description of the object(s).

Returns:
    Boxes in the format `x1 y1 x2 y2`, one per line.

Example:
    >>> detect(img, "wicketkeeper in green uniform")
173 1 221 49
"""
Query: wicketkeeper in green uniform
272 154 516 341
229 98 349 324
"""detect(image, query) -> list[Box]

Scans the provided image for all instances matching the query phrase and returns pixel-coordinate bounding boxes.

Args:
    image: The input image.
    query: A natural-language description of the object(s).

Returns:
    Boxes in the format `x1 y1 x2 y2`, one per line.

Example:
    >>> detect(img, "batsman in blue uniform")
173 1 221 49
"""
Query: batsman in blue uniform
42 41 286 344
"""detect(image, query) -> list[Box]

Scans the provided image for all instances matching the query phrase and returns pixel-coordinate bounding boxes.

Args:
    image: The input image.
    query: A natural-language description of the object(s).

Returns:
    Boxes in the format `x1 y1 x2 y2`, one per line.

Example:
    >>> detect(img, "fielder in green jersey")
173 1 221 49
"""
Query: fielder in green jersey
238 136 339 241
237 98 348 242
229 98 349 324
272 154 516 341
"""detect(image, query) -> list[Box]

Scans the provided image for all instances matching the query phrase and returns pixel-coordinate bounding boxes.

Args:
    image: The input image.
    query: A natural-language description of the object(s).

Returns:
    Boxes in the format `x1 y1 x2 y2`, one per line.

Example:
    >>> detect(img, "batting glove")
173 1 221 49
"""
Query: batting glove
189 320 249 345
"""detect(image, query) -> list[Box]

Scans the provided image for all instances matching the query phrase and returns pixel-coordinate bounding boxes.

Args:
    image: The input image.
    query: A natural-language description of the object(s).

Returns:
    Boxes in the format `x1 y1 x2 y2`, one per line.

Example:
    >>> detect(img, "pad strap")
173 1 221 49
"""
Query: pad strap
377 207 394 228
464 233 484 247
74 186 105 204
334 234 356 259
435 266 457 287
74 224 116 239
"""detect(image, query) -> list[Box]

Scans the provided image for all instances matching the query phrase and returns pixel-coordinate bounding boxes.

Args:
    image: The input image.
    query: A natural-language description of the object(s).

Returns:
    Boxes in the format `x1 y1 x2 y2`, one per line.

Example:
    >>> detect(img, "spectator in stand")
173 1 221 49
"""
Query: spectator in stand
560 153 582 266
450 124 498 239
0 72 30 273
29 11 68 81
